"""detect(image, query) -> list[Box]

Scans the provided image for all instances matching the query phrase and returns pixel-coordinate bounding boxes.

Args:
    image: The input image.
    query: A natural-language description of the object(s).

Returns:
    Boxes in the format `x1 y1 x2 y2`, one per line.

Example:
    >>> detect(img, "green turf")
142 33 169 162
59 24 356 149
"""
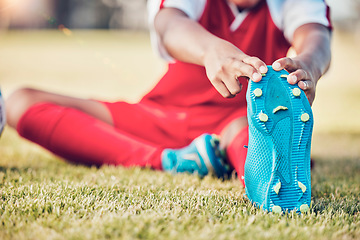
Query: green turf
0 30 360 239
0 129 359 240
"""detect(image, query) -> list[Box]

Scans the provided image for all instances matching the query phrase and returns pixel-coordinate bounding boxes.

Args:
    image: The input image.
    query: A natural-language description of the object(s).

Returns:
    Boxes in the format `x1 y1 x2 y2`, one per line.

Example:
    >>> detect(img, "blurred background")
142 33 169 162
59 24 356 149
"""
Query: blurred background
0 0 148 30
0 0 359 30
0 0 359 160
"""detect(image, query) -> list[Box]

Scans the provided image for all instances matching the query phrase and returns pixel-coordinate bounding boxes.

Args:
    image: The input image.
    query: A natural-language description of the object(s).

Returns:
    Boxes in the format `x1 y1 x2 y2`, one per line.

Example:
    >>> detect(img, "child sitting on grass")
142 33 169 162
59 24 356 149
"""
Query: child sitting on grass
3 0 331 212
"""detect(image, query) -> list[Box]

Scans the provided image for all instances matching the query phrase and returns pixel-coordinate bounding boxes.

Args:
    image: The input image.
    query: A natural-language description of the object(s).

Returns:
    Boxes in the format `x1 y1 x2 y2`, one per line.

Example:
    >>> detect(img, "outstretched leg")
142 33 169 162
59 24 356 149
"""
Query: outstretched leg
6 88 163 169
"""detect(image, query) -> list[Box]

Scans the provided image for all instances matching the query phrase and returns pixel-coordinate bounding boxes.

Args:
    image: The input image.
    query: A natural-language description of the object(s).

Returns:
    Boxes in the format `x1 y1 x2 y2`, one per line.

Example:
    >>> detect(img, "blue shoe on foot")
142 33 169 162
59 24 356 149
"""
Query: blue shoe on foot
162 134 232 178
245 66 313 213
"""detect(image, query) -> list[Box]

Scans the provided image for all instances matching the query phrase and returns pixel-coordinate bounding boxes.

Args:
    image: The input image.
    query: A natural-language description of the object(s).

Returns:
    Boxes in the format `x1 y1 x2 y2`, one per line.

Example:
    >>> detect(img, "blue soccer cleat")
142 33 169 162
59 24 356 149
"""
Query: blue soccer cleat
0 88 6 136
244 66 313 214
162 134 232 178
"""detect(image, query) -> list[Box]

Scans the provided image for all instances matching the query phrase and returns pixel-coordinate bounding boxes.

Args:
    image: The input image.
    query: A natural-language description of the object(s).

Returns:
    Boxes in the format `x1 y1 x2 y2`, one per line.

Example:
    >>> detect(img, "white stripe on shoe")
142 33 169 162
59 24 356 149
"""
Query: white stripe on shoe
194 137 215 174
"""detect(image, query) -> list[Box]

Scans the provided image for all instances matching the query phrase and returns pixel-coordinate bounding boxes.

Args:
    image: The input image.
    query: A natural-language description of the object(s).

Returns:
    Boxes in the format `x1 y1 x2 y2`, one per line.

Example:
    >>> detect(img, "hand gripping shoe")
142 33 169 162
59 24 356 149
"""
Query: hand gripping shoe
162 134 232 179
244 66 313 213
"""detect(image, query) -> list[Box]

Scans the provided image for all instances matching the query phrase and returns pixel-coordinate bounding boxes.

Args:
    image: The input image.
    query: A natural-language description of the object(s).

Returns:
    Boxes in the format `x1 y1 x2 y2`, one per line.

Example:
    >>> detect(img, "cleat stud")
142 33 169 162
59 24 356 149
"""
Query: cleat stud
272 205 282 213
253 88 263 97
259 112 268 122
280 74 288 78
273 181 281 195
219 149 227 158
273 106 288 114
211 134 220 142
292 88 301 97
210 135 220 147
261 73 266 77
300 204 309 213
298 181 307 193
301 113 310 122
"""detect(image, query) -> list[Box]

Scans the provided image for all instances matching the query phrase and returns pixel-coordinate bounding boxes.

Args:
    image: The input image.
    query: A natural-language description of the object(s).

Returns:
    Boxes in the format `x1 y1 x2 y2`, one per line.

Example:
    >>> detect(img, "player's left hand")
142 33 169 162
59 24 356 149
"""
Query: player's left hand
272 57 320 106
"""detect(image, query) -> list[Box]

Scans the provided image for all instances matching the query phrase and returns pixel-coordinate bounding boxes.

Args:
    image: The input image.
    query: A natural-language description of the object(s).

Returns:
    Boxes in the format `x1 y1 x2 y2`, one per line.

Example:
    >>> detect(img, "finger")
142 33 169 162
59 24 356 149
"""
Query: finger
287 69 308 84
272 57 297 72
242 56 268 74
303 88 315 106
298 80 314 91
233 62 262 82
222 75 242 95
212 80 235 98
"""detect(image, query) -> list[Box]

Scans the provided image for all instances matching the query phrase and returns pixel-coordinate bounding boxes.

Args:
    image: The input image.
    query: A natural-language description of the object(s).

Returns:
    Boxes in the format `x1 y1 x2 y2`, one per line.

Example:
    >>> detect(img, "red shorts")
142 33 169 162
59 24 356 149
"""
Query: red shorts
102 99 247 149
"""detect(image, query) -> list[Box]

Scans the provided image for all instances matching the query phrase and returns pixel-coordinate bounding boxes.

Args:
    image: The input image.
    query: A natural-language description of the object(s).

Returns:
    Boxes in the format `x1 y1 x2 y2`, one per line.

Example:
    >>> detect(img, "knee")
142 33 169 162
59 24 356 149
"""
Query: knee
6 88 43 128
220 117 248 149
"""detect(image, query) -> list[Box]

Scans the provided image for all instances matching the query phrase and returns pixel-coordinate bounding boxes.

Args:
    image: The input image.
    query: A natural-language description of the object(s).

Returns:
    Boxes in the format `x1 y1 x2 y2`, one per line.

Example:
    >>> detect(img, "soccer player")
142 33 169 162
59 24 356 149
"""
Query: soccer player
4 0 331 212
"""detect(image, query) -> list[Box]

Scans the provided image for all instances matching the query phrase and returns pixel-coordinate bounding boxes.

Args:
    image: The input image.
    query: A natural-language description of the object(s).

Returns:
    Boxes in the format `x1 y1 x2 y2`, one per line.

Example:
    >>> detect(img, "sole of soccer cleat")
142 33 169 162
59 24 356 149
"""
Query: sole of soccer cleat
244 66 313 214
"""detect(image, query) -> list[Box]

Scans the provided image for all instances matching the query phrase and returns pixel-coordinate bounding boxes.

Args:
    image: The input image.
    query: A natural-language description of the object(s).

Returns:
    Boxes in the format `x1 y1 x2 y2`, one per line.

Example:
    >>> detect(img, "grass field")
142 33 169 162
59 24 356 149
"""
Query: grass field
0 30 360 240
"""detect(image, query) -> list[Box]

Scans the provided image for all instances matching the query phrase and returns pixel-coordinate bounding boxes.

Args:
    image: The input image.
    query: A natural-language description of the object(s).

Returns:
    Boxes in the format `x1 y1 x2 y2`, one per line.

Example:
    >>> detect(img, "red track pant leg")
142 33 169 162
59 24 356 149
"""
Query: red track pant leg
226 126 249 187
16 103 163 169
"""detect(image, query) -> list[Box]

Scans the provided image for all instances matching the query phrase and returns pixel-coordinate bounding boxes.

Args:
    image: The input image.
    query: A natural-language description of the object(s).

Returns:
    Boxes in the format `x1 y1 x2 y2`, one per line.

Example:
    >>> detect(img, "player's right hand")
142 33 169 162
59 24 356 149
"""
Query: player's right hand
203 41 267 98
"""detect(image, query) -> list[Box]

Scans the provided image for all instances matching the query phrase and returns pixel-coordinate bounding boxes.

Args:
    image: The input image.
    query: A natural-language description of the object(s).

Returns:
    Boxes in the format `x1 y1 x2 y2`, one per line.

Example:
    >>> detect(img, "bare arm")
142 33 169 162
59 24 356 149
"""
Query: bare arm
272 23 332 105
154 8 267 98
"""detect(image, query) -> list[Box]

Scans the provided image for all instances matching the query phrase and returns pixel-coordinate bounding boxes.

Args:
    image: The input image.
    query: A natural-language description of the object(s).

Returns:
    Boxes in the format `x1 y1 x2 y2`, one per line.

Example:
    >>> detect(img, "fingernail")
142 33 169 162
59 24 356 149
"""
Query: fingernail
259 66 267 73
273 62 281 70
289 75 297 83
301 81 308 89
252 72 261 81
